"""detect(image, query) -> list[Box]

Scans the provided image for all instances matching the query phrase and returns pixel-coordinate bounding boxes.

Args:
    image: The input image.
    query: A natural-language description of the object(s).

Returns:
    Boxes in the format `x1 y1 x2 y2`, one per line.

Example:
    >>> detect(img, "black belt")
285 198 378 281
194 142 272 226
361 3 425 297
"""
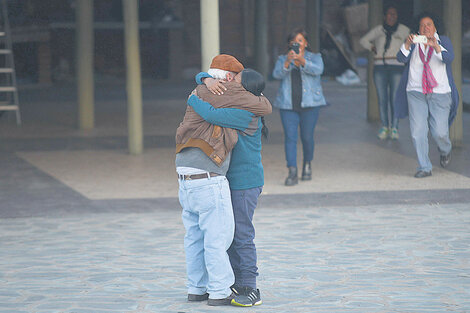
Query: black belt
178 172 220 180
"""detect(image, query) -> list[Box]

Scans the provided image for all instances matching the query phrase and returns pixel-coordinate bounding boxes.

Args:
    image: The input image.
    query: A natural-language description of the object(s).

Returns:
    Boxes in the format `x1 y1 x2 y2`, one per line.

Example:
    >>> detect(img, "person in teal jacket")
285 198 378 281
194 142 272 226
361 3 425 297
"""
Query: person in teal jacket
187 69 271 307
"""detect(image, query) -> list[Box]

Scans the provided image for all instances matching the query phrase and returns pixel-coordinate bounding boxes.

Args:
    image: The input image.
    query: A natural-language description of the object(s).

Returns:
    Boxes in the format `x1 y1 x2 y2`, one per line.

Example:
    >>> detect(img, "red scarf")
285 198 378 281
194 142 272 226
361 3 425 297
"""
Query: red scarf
418 45 438 94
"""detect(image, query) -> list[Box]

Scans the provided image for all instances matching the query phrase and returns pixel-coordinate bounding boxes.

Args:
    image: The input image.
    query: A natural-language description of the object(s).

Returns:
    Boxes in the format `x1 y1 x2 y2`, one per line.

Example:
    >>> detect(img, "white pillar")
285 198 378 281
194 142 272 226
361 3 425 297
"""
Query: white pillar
76 0 94 129
123 0 143 155
200 0 220 71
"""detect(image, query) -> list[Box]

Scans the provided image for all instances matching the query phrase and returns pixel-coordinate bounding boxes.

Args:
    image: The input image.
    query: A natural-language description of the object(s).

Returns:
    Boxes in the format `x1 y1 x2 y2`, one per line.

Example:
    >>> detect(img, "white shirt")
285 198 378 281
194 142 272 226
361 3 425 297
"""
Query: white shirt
401 32 451 94
176 166 207 175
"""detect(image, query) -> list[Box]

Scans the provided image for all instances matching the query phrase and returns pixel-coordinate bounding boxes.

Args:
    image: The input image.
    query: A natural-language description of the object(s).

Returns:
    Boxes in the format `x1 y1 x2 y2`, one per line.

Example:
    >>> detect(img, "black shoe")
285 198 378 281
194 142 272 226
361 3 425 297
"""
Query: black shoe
414 170 432 178
301 161 312 181
285 167 298 186
230 285 245 296
231 285 253 296
207 292 235 306
440 152 451 168
188 293 208 302
231 288 262 307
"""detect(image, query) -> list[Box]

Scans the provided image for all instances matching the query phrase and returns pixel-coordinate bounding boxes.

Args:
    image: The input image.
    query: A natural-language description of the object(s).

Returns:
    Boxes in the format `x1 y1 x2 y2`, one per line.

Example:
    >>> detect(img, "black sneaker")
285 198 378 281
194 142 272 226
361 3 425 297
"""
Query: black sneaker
230 285 241 295
231 288 262 307
188 293 208 302
414 170 432 178
440 152 451 168
230 285 250 296
207 292 235 306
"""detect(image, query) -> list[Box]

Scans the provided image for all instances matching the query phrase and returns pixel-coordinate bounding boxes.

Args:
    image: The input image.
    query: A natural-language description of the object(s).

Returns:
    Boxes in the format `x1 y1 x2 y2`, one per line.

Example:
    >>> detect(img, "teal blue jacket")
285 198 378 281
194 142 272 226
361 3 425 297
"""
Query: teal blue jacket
188 73 266 190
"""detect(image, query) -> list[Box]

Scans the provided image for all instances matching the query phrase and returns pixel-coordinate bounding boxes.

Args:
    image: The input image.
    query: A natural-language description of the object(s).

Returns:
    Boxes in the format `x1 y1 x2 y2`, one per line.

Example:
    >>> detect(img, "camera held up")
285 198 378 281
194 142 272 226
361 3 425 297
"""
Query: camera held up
289 42 300 54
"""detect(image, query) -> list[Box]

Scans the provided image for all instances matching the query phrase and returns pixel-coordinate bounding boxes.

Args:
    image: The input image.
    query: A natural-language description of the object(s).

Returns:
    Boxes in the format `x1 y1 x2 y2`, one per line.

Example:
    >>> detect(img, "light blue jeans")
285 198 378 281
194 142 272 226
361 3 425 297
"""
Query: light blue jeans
407 91 452 172
178 175 234 299
373 65 403 129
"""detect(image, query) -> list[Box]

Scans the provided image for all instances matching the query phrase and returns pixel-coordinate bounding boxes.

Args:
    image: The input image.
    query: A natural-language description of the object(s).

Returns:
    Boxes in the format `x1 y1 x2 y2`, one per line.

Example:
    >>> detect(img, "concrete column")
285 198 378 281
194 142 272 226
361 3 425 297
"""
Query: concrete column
255 0 269 78
200 0 220 71
306 0 321 53
123 0 143 155
366 0 382 122
169 3 184 80
444 0 463 145
37 42 51 84
76 0 94 129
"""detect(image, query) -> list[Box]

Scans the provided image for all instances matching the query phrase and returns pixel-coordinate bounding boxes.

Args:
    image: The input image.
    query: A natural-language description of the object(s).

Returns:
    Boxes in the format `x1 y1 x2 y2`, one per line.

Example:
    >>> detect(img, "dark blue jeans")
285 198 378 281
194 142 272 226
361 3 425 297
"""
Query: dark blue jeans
373 65 403 129
280 107 320 168
228 187 262 289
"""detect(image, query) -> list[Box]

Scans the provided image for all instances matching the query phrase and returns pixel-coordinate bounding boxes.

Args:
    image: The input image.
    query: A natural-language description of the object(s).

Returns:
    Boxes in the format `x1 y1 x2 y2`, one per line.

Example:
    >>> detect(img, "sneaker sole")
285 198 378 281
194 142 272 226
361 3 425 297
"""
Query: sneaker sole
208 300 232 306
187 293 209 301
231 299 262 307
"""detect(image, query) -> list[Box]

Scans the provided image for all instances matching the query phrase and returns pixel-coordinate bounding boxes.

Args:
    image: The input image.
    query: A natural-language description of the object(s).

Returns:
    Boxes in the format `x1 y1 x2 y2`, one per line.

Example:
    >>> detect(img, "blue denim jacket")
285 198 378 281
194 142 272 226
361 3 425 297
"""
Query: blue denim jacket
272 51 326 109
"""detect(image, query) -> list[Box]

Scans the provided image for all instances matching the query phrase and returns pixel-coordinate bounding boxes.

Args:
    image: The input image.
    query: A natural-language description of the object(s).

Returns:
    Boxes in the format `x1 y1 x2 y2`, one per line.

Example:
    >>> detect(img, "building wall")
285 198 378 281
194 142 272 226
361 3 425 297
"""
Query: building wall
8 0 469 82
174 0 311 78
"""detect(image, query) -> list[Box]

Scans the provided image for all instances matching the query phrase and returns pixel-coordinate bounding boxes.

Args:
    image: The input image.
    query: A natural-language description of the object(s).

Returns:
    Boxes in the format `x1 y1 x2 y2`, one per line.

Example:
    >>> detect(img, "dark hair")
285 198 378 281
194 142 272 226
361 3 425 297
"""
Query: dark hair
241 68 265 96
415 12 441 34
240 68 269 139
383 5 397 16
287 28 309 45
286 28 312 53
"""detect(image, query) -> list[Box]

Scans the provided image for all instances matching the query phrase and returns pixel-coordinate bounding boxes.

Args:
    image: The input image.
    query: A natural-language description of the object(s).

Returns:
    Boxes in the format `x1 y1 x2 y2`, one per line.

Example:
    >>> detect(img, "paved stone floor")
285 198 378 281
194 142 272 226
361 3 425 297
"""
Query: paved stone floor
1 79 470 312
1 203 470 313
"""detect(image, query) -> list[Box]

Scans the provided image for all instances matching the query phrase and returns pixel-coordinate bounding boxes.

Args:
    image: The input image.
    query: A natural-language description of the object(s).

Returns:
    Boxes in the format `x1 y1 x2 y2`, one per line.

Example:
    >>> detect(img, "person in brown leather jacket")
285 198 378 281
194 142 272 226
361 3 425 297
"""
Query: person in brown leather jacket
176 54 271 306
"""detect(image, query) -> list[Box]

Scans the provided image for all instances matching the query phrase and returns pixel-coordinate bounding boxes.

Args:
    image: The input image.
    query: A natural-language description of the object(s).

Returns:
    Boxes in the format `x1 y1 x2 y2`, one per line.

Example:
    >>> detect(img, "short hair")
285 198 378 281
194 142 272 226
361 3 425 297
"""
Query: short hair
207 68 232 80
415 12 442 34
241 68 265 96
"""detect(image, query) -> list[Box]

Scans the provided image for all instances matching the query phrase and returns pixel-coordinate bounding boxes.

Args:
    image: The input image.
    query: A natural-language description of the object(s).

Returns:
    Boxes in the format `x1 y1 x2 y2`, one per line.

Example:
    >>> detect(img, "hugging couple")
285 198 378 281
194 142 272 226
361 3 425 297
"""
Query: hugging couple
176 54 271 307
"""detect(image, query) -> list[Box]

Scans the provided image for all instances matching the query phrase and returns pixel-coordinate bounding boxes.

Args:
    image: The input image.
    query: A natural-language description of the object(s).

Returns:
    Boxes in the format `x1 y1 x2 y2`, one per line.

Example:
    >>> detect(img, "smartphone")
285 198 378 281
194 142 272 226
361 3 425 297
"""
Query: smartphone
290 42 300 54
413 35 427 44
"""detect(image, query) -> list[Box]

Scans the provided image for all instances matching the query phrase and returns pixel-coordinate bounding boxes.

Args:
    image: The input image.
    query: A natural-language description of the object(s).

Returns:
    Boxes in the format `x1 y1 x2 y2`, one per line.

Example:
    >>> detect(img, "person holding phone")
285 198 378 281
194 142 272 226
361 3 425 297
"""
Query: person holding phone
394 12 459 178
272 28 327 186
360 6 410 140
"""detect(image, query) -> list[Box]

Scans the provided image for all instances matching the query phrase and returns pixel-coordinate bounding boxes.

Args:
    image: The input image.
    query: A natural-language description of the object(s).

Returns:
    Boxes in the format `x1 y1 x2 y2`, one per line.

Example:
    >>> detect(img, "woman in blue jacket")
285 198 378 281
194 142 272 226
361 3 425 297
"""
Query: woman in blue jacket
272 28 327 186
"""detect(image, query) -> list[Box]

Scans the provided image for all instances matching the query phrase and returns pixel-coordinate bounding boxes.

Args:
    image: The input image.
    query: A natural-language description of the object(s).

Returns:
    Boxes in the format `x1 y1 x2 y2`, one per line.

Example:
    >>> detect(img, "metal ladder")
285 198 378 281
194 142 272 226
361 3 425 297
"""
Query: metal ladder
0 0 20 125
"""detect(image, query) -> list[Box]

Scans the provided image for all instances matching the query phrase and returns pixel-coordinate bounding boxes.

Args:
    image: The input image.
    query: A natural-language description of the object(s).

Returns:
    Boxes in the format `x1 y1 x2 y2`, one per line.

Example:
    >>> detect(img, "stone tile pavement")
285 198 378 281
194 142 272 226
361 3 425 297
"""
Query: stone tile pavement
1 203 469 312
1 79 470 312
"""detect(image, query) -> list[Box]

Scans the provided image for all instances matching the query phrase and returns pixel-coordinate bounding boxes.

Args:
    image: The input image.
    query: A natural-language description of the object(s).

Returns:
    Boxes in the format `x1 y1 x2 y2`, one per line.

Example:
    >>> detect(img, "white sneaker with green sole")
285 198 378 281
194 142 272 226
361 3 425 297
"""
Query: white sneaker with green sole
377 127 389 140
390 128 399 140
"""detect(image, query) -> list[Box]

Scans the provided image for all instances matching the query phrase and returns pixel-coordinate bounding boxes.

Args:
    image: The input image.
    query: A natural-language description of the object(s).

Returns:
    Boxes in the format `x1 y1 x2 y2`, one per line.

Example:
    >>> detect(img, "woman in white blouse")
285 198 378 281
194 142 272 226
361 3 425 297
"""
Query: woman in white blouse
394 13 458 178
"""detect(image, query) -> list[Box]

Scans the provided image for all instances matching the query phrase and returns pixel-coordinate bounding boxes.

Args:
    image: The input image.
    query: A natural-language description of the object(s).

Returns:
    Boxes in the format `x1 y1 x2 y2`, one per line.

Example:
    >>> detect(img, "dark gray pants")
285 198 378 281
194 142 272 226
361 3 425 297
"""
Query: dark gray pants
228 187 262 289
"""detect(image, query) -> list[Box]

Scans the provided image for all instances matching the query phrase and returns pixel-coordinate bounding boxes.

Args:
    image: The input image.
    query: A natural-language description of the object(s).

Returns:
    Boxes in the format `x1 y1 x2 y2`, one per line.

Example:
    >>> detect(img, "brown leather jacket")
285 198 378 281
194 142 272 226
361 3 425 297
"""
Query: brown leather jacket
175 80 272 166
